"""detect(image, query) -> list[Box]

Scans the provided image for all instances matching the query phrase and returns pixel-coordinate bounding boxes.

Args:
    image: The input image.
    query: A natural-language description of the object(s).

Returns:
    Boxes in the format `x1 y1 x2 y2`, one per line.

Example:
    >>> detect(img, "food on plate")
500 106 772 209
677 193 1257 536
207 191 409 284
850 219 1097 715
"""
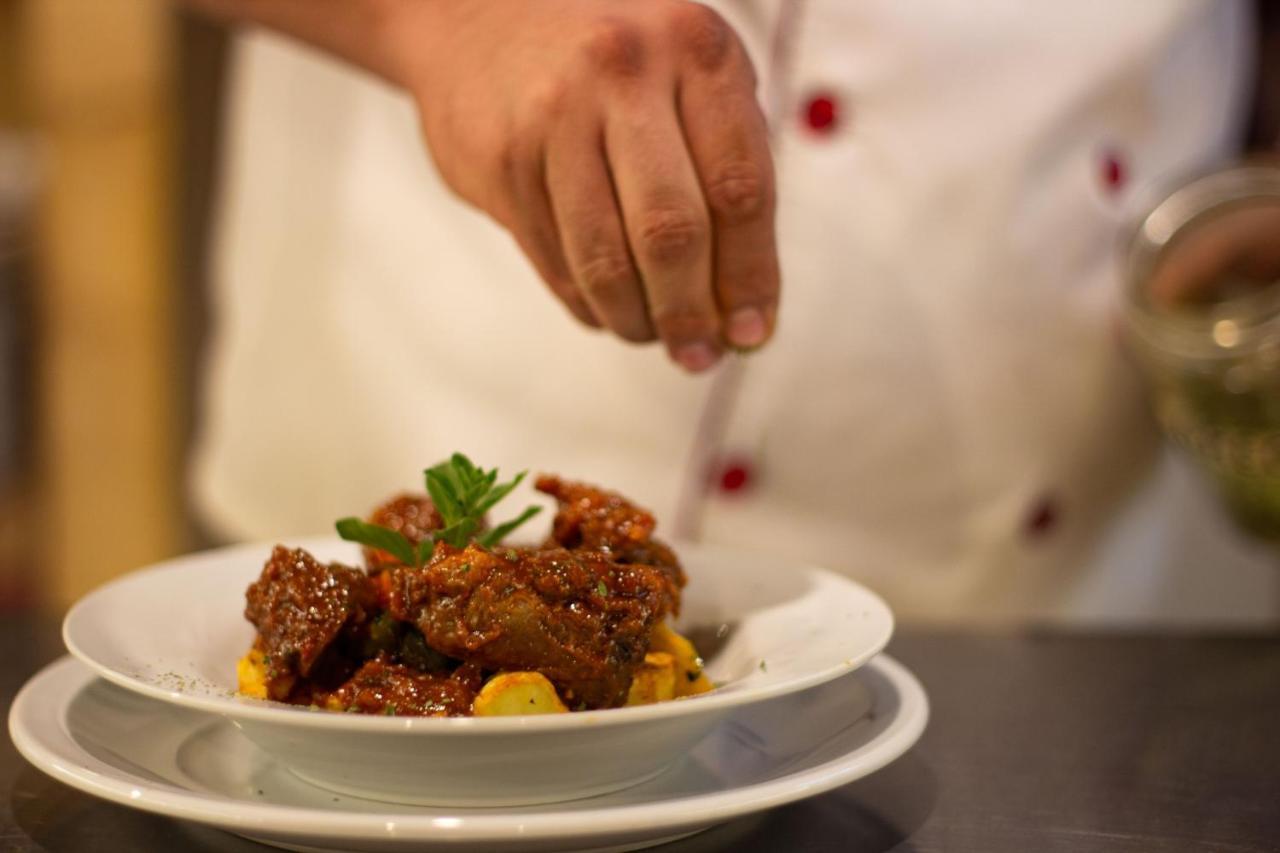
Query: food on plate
389 543 671 709
536 475 686 614
473 672 569 716
625 653 677 705
649 622 716 697
237 454 712 716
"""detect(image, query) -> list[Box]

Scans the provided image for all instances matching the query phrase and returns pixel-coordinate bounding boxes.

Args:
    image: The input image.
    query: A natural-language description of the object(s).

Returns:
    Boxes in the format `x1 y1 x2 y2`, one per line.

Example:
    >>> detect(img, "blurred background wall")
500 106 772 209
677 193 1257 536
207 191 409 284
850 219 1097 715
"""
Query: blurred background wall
0 2 1277 616
0 0 226 611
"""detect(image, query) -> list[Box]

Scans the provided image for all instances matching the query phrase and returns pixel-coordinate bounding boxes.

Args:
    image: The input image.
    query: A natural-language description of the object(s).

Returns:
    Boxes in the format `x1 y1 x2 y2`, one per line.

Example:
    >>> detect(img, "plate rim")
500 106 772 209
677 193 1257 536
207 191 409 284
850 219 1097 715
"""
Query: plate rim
62 538 895 733
8 653 927 843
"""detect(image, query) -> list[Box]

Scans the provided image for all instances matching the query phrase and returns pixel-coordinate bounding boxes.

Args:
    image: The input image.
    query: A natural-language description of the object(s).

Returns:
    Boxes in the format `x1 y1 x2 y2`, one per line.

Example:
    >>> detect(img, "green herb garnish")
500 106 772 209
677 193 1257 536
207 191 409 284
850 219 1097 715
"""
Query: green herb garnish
596 580 609 597
335 453 542 567
334 517 433 567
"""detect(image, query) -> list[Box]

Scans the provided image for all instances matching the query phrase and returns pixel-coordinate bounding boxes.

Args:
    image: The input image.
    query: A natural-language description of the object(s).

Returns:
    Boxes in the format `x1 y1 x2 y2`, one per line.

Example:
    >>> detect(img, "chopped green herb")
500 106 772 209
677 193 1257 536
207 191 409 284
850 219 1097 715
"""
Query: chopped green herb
383 704 398 716
596 579 609 597
505 549 519 561
460 562 471 574
759 660 767 672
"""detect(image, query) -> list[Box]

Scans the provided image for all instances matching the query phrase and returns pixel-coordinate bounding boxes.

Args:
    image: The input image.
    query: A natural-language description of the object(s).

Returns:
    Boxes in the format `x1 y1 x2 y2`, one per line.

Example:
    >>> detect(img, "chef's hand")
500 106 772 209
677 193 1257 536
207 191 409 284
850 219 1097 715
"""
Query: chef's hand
185 0 779 372
403 0 778 371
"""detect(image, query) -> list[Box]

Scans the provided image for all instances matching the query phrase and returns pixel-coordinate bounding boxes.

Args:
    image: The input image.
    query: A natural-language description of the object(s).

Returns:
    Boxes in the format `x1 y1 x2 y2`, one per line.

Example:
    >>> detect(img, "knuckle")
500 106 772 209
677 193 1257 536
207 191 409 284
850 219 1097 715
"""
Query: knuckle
581 18 648 78
670 3 734 71
636 208 707 266
525 79 572 123
577 249 637 300
704 162 770 223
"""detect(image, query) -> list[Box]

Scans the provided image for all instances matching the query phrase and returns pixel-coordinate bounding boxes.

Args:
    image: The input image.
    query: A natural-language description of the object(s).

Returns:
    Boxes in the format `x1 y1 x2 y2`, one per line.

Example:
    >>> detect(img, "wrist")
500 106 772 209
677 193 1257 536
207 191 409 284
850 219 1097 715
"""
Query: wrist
186 0 441 87
375 0 454 91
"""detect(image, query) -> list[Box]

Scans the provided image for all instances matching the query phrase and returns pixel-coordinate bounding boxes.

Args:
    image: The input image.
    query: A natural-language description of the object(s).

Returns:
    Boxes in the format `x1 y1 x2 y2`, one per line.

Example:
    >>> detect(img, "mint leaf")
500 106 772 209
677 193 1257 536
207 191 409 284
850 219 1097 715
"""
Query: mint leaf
335 517 416 566
435 516 479 549
425 465 462 524
346 454 545 561
478 505 542 547
450 452 478 481
476 470 528 515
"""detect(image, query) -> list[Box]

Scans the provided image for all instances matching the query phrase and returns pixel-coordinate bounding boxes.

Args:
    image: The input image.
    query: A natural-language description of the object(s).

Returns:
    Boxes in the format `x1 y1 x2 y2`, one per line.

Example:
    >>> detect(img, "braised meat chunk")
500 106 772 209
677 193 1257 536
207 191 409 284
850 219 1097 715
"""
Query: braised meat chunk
390 544 668 709
536 475 686 612
244 546 377 686
326 657 482 716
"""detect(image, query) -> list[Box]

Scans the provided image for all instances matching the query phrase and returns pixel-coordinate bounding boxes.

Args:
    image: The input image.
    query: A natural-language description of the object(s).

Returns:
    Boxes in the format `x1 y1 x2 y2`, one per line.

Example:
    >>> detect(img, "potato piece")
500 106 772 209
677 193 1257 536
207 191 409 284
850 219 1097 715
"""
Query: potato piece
473 672 569 716
237 648 270 699
626 652 676 706
649 623 714 697
237 646 295 701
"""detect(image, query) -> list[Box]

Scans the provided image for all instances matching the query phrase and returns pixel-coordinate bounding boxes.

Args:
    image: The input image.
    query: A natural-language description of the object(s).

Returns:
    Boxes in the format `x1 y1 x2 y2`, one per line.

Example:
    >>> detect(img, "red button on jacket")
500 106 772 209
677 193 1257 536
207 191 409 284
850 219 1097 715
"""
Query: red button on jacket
802 93 840 134
1100 149 1127 192
713 457 754 494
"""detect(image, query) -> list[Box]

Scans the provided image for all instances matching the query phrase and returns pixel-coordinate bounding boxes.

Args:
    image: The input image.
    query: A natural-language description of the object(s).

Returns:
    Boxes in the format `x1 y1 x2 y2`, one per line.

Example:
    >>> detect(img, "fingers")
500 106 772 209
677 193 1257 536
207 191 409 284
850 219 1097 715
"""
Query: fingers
604 96 722 371
1147 228 1241 308
500 137 601 329
1146 206 1280 307
451 3 779 368
673 6 779 349
679 83 778 348
545 118 654 343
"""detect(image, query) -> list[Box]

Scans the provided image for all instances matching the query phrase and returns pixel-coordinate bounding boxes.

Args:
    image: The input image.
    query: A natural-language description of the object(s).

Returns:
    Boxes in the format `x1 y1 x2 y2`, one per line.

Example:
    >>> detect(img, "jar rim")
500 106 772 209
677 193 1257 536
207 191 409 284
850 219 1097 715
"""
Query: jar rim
1124 163 1280 362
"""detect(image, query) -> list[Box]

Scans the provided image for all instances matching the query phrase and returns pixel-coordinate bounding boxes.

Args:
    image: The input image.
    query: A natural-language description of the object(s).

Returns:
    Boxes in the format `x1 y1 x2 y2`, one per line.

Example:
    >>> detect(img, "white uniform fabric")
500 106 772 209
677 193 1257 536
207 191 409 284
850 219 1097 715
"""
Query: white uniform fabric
193 0 1279 625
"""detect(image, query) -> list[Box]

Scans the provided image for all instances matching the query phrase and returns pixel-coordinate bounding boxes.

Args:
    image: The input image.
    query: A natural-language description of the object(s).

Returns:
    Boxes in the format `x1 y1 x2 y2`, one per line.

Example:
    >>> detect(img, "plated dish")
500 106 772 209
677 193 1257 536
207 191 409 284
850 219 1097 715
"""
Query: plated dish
61 457 895 805
9 654 928 852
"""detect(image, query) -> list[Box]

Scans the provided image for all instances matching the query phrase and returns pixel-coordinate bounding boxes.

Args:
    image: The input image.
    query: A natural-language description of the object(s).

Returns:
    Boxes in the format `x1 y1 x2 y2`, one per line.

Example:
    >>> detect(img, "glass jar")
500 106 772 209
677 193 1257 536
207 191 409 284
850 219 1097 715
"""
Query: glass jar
1123 163 1280 542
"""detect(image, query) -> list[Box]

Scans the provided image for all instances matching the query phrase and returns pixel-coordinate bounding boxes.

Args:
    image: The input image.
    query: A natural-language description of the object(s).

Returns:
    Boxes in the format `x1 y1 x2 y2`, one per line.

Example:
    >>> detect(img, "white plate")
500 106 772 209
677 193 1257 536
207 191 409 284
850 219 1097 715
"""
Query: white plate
61 539 895 806
9 654 927 853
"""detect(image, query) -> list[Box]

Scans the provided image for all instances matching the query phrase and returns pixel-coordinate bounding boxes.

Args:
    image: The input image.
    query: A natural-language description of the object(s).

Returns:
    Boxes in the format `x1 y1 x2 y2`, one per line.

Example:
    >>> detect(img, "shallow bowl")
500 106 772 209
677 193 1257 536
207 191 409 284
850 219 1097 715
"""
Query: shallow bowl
63 538 893 806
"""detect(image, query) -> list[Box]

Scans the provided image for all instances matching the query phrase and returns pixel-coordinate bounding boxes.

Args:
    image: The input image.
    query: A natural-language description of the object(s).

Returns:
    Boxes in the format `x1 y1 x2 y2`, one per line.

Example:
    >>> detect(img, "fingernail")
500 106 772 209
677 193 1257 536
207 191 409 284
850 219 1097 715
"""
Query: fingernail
727 308 768 348
674 342 719 373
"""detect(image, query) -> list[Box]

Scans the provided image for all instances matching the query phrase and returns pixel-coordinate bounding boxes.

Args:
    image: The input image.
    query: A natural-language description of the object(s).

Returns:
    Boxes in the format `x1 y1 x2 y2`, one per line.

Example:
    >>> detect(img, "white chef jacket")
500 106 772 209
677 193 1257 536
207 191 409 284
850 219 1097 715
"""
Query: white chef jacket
193 0 1279 625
